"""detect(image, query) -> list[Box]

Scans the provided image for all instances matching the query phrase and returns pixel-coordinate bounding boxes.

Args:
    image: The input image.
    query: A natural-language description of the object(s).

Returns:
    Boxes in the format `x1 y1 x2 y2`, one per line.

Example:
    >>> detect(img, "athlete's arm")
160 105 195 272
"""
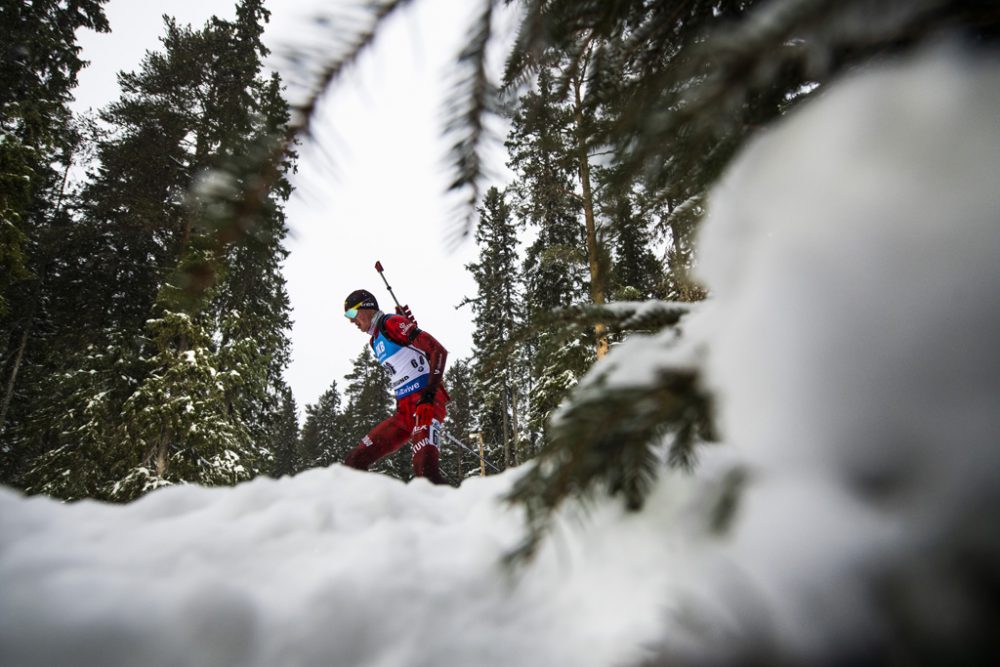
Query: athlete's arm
411 329 447 402
381 315 447 402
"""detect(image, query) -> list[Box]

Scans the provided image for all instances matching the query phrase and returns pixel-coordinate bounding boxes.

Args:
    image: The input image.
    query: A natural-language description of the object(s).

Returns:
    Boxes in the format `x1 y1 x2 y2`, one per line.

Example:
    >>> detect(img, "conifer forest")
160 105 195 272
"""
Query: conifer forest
2 0 998 503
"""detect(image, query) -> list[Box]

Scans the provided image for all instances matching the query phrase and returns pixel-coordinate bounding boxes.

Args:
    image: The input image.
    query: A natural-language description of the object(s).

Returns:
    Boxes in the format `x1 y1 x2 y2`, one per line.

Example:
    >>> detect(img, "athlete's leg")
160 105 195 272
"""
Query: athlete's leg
344 404 411 471
411 393 448 484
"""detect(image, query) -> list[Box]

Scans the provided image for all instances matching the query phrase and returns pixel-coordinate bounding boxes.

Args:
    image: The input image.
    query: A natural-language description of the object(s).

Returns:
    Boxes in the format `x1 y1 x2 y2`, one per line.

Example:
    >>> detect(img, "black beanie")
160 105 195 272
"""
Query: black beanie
344 289 378 312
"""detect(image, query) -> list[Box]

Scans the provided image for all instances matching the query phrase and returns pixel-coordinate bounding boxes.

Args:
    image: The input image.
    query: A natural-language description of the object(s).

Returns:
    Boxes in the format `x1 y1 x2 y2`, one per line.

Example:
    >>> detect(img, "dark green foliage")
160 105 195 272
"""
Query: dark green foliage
509 301 690 342
0 0 110 131
503 302 714 561
80 0 286 315
507 366 715 559
340 349 393 444
18 331 145 500
4 1 296 500
604 191 668 302
505 70 581 267
0 0 109 250
111 310 260 501
300 380 349 468
462 187 527 467
504 69 595 438
267 386 301 478
1 0 110 475
487 300 692 435
504 0 1000 214
206 81 295 451
0 146 32 316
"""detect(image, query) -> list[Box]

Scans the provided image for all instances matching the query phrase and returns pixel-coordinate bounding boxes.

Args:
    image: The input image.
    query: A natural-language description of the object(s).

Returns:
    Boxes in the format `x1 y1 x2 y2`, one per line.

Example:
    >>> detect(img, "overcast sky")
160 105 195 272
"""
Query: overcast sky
71 0 514 418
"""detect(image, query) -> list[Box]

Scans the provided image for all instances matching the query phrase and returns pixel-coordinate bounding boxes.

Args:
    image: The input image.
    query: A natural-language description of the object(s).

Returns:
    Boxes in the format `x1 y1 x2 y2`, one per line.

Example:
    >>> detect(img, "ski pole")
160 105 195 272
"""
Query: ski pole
374 261 401 309
374 261 416 324
442 430 503 474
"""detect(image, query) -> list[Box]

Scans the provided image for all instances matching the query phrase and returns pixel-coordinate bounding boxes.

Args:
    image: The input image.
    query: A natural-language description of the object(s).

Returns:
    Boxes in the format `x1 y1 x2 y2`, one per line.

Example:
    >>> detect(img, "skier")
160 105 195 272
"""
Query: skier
342 289 449 484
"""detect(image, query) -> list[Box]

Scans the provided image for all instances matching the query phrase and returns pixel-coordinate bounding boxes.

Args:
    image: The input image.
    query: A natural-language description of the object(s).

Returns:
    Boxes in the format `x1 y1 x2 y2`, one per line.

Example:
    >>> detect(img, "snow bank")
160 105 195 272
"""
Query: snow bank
0 462 708 667
3 46 1000 667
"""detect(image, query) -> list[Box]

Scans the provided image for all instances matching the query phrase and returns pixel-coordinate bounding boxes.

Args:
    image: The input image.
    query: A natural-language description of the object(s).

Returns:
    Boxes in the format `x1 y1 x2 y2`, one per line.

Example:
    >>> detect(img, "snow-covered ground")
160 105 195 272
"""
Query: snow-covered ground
3 47 1000 666
1 464 704 667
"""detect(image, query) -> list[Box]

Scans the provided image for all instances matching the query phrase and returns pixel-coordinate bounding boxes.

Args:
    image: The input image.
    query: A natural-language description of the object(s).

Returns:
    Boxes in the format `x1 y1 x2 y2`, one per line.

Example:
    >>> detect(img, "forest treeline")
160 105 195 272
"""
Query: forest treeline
2 0 996 508
1 0 296 500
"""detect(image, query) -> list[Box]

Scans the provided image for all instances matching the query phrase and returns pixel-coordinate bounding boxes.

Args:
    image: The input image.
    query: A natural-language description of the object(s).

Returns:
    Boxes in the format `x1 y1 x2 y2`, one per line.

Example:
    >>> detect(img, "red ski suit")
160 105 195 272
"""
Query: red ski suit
344 313 449 483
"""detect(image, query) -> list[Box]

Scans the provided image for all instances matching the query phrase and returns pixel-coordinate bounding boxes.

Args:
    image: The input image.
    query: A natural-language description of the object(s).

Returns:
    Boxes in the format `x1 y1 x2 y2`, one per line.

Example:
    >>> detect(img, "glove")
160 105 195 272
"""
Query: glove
395 304 416 325
416 388 436 423
415 402 435 428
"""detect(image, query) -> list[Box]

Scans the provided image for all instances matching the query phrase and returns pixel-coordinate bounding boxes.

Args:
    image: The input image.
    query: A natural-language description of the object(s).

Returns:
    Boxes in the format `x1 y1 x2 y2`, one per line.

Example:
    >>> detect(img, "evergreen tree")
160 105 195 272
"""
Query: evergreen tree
111 307 259 501
105 1 291 498
504 41 619 358
0 0 109 477
506 71 593 440
440 358 478 481
506 69 588 312
503 18 684 311
201 7 296 449
9 1 295 500
462 187 526 468
0 0 109 314
268 385 301 478
69 0 289 337
603 188 668 302
299 380 348 468
298 404 322 469
19 330 144 500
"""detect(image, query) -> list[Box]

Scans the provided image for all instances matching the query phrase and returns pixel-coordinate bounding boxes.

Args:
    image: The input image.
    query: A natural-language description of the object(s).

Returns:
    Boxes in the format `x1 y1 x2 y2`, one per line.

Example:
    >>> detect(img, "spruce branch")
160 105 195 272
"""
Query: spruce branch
505 364 716 564
608 0 983 199
443 0 499 241
488 298 711 563
482 300 690 375
500 0 551 93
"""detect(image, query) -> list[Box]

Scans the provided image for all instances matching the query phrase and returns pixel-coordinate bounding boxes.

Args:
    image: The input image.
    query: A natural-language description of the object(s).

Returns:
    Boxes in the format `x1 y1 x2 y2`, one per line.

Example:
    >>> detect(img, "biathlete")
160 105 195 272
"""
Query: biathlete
341 289 449 484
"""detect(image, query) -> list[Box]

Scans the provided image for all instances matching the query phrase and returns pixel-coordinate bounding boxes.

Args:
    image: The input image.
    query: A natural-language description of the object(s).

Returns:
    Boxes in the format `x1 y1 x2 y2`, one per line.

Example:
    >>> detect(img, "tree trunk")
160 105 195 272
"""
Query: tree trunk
154 426 171 477
478 432 486 477
502 386 512 468
0 322 31 434
573 73 609 359
667 211 706 302
510 379 522 461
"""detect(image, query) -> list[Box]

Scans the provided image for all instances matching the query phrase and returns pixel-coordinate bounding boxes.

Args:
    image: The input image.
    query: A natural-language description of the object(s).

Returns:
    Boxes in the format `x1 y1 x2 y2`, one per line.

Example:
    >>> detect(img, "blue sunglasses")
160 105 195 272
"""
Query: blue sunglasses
344 301 365 319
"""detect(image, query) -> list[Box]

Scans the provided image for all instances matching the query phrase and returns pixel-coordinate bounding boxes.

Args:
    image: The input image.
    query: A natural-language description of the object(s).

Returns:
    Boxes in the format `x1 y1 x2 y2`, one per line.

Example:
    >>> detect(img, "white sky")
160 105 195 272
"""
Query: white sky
71 0 514 417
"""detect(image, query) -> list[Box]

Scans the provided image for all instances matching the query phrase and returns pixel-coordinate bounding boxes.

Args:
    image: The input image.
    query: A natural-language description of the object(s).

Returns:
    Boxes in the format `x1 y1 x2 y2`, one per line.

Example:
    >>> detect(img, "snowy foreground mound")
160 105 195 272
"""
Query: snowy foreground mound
3 49 1000 666
1 466 690 667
